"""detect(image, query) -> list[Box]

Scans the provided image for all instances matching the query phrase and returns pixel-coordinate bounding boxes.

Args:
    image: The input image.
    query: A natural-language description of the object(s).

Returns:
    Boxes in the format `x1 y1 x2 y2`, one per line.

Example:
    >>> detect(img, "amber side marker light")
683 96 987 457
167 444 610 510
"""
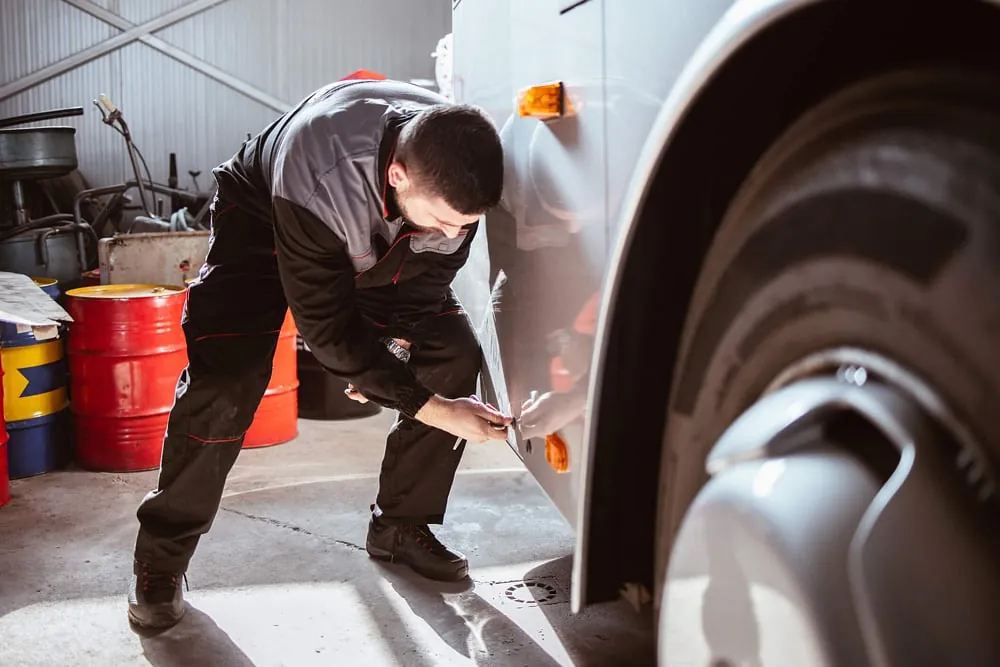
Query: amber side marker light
545 432 571 473
517 81 573 120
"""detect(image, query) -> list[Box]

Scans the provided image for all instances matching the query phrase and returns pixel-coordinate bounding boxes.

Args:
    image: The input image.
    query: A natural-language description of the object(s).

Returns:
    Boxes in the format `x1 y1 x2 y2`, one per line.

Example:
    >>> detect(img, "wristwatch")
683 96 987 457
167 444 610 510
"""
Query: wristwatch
381 337 411 364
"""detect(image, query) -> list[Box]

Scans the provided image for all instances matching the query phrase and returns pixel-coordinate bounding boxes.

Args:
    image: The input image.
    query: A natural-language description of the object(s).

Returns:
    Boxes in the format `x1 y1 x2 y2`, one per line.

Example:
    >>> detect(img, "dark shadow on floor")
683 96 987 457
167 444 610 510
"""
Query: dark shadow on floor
526 556 657 667
376 562 563 666
134 604 257 667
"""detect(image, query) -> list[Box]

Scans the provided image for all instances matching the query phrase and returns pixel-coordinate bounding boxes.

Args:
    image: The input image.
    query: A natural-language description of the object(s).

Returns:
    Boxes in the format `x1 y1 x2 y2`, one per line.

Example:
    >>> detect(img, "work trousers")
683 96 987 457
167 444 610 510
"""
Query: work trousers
133 198 481 573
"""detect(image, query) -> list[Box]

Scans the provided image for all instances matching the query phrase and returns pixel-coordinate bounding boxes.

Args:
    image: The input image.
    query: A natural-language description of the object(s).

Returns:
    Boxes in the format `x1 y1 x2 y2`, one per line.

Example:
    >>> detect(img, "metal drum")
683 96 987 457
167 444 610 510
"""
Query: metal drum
0 127 78 180
65 284 187 472
0 331 72 478
297 335 381 420
0 233 84 290
243 309 299 448
33 276 61 300
0 367 10 508
1 277 72 478
81 269 101 287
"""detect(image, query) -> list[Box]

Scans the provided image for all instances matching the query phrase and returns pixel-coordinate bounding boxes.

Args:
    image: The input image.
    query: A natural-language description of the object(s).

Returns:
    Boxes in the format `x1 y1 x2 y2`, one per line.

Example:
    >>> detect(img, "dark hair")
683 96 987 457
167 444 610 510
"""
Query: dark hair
395 104 504 215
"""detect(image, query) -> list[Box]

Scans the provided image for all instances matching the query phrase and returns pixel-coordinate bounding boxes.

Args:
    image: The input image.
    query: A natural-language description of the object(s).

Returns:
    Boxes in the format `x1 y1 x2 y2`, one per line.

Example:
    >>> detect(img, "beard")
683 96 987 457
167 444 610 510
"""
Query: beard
395 192 415 224
391 180 419 225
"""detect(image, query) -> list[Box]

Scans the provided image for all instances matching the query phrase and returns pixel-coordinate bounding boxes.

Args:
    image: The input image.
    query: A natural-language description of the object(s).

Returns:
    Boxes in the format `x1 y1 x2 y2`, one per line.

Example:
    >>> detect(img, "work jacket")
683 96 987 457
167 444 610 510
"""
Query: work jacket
213 79 476 419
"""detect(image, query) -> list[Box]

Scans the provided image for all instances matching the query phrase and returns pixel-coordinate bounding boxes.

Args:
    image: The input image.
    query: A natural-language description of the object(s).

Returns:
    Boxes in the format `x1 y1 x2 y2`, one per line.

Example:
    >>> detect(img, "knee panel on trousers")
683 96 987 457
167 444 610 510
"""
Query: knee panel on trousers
173 331 277 443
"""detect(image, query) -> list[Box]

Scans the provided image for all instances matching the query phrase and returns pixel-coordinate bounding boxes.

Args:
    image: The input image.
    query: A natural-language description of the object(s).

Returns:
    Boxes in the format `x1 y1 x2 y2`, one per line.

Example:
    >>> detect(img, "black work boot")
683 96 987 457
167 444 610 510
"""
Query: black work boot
366 515 469 582
127 560 187 628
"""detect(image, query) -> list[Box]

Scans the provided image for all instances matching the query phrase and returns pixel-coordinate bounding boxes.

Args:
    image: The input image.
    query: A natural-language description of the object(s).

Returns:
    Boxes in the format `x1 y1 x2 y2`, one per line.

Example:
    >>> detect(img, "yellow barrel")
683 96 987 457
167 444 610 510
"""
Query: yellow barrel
1 340 68 422
1 279 72 478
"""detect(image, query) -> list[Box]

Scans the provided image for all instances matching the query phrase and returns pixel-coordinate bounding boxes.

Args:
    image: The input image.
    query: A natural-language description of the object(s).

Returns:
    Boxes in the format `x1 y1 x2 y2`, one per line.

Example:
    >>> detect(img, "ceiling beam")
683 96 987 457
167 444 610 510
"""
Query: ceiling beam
62 0 292 113
0 0 230 103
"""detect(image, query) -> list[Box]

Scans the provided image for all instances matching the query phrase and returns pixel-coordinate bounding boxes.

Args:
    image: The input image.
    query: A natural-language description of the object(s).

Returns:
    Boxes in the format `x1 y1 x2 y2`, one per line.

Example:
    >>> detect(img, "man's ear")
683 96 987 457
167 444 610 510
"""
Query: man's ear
387 161 408 188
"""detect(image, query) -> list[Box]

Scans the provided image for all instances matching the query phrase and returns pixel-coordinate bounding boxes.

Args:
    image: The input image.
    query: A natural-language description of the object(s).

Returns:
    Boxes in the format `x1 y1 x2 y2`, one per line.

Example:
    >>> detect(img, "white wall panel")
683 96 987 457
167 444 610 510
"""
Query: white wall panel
0 0 451 190
115 40 280 197
0 0 115 85
116 0 196 24
153 0 284 100
0 56 128 188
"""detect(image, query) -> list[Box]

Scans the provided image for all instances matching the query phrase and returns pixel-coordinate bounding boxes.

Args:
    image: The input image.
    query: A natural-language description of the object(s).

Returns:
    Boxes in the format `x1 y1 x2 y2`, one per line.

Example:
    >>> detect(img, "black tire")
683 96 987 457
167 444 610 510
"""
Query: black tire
656 68 1000 585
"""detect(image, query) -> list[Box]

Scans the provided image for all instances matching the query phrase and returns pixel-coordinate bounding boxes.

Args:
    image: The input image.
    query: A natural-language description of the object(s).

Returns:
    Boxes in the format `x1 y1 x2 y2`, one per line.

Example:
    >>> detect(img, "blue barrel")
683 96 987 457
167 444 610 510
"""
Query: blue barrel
4 411 72 478
34 276 61 301
0 277 72 478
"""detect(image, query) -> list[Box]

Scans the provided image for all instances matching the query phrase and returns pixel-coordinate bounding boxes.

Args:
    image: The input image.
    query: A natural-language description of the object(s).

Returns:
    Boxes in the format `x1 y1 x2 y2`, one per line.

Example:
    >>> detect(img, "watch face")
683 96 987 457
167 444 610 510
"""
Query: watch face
382 338 410 363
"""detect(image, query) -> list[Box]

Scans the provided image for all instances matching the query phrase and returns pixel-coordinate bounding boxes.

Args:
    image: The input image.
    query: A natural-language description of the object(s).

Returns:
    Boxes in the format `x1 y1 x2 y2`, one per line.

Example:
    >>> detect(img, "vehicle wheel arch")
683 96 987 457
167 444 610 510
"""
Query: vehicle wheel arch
578 0 1000 609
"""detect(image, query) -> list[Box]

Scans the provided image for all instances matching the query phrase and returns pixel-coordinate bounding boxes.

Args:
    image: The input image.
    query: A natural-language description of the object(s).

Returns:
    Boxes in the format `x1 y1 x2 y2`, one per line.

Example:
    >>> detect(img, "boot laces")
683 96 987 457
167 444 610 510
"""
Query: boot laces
402 524 448 554
140 564 189 593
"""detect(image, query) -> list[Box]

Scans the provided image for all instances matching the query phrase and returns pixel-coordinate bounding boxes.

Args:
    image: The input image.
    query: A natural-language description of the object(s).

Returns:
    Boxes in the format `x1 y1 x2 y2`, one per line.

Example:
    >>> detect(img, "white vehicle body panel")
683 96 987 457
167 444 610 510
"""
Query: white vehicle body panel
452 0 833 610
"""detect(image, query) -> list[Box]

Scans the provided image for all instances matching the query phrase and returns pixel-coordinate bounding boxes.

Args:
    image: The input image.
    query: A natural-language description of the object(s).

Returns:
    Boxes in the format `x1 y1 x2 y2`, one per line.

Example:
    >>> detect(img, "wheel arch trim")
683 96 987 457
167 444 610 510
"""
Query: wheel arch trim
571 0 829 611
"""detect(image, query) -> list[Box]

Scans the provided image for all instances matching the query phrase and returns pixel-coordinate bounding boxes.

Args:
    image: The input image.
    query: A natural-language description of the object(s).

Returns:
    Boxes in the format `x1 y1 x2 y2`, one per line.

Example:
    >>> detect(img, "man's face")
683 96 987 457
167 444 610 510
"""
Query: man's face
388 162 480 238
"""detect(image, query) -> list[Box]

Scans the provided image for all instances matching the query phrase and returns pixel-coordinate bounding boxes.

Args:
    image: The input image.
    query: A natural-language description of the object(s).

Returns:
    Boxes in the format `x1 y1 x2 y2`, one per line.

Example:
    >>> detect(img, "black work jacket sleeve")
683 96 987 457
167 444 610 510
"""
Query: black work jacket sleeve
385 222 478 345
272 196 434 418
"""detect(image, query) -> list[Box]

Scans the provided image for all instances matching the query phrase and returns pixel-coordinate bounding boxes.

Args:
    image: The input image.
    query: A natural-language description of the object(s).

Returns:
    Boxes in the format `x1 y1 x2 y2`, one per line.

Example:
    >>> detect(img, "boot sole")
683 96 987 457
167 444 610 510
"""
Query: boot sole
128 605 186 630
366 543 394 560
367 543 470 582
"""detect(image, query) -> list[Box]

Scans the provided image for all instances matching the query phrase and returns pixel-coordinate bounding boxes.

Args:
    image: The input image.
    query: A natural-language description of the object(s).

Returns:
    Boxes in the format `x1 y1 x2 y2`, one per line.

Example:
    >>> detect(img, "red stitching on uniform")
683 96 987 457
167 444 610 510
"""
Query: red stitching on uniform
187 433 243 443
435 308 465 317
193 329 281 342
214 204 236 218
355 231 418 278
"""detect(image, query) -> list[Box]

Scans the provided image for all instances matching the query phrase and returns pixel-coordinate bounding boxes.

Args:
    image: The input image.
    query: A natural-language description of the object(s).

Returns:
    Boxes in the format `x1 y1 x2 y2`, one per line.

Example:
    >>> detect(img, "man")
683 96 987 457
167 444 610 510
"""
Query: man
127 78 512 629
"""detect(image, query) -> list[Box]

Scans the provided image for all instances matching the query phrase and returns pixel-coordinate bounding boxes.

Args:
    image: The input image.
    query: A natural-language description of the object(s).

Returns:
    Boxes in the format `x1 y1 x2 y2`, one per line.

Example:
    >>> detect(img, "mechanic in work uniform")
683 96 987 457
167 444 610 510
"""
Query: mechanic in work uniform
127 79 511 629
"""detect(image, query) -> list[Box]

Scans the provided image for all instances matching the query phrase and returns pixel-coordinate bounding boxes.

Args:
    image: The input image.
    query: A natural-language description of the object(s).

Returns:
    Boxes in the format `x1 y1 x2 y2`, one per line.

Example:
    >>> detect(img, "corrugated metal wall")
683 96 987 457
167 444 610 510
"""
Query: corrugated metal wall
0 0 451 190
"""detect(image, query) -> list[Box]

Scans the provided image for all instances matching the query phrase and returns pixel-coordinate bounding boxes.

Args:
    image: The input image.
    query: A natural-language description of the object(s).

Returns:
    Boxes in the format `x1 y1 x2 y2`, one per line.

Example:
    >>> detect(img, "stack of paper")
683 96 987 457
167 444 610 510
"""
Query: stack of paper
0 272 73 342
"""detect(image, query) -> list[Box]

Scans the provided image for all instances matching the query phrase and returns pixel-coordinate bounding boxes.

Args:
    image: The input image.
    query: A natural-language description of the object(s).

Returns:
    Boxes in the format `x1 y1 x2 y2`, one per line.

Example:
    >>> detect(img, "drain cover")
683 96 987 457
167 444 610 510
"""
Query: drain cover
502 580 560 606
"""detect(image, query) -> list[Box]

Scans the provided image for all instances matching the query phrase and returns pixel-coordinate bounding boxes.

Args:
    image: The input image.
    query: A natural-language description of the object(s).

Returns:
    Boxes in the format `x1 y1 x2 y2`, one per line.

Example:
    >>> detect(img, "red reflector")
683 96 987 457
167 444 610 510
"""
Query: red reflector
339 69 387 81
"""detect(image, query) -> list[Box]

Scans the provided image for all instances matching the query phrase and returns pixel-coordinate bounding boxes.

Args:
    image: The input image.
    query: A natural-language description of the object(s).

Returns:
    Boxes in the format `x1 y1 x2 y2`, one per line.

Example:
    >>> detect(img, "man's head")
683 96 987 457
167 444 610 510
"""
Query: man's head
387 104 503 238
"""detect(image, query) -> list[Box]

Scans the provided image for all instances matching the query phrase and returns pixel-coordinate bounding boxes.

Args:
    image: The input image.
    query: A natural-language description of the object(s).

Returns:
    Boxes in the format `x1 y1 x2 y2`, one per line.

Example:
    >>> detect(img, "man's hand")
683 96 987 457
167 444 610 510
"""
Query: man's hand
416 395 512 444
344 383 369 403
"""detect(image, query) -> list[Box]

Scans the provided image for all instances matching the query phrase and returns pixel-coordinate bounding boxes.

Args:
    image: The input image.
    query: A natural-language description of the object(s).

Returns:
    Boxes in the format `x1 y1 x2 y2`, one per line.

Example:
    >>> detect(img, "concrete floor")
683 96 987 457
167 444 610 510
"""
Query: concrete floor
0 411 655 666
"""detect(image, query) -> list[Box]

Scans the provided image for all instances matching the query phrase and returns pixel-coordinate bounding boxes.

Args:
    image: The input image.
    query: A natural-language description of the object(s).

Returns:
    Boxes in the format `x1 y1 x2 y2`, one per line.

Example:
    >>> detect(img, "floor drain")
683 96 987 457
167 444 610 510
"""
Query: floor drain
503 580 559 606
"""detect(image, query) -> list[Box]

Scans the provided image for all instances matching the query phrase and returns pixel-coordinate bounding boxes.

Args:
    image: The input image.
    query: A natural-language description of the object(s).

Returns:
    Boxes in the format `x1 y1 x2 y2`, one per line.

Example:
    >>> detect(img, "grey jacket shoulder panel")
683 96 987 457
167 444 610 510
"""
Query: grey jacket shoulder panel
270 80 465 272
409 228 475 255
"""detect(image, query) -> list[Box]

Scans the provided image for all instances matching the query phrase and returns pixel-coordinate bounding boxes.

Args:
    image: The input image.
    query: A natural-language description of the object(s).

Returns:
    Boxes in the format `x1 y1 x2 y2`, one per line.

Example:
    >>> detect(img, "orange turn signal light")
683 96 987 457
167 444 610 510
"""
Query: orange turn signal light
545 432 570 473
517 82 571 120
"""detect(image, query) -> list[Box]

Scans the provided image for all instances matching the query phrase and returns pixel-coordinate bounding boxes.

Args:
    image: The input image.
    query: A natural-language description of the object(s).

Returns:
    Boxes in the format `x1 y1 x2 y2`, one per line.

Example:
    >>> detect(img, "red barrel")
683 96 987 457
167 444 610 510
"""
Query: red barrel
80 269 101 287
0 366 10 509
65 285 187 472
243 309 299 448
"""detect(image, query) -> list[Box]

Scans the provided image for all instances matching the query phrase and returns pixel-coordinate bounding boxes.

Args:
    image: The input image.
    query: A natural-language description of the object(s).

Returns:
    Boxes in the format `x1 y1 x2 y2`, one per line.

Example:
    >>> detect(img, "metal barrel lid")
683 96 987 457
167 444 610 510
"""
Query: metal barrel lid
0 126 78 180
64 284 186 299
29 277 61 302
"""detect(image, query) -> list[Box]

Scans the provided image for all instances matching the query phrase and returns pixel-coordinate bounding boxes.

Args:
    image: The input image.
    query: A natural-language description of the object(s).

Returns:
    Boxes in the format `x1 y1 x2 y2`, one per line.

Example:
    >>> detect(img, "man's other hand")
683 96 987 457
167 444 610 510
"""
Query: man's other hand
416 395 512 444
345 384 369 403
